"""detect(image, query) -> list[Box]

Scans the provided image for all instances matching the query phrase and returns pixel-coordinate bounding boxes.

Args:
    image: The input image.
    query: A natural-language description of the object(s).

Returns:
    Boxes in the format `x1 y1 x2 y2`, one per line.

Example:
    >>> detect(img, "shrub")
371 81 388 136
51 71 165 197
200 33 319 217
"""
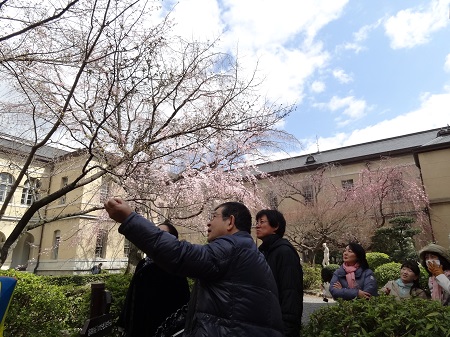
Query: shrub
1 270 71 337
303 296 450 336
302 264 321 290
322 264 339 273
374 262 401 288
366 252 390 271
370 216 420 262
0 270 133 337
418 264 430 292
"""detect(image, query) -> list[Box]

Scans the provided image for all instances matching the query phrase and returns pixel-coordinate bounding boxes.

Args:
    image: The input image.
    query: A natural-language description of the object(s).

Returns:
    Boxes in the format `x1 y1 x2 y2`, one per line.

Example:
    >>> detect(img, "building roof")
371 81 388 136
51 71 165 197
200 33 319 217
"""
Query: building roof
257 126 450 175
0 133 69 162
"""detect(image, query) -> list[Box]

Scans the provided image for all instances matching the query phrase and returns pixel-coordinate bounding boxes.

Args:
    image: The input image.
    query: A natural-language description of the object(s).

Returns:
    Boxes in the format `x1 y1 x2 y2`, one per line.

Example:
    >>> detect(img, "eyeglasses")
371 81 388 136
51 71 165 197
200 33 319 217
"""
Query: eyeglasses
254 220 269 227
209 213 230 221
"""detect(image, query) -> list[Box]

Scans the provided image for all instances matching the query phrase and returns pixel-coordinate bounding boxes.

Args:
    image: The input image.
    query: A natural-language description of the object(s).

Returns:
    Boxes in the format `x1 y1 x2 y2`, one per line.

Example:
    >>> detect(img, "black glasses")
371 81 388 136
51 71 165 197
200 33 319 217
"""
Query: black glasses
209 212 230 221
254 220 268 227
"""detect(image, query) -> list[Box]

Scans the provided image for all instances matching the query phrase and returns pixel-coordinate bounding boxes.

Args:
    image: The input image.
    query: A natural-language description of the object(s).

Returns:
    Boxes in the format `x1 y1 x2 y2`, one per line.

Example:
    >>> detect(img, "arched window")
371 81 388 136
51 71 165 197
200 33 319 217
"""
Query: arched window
21 178 40 205
0 173 14 202
95 229 108 258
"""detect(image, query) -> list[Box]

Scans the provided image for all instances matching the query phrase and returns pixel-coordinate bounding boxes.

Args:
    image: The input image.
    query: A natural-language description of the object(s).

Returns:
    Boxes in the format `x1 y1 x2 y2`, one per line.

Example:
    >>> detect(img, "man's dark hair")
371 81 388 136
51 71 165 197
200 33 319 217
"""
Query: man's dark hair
255 209 286 237
215 202 252 233
159 220 179 239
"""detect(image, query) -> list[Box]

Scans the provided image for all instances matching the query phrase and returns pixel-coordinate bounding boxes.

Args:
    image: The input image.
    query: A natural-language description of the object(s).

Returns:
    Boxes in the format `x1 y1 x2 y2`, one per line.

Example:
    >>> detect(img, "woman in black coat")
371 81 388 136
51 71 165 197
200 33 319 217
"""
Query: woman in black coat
117 221 190 337
256 209 303 337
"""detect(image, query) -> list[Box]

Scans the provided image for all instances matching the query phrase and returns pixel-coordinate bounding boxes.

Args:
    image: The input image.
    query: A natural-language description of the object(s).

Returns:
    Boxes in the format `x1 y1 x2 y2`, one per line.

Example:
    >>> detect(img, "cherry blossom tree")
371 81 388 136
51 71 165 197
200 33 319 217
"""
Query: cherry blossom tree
265 161 430 263
0 0 294 266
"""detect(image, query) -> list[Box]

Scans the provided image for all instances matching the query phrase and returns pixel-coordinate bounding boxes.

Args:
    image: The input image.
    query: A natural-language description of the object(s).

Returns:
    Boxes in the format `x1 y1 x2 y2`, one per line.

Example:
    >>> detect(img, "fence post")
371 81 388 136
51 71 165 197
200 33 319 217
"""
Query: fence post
80 282 113 337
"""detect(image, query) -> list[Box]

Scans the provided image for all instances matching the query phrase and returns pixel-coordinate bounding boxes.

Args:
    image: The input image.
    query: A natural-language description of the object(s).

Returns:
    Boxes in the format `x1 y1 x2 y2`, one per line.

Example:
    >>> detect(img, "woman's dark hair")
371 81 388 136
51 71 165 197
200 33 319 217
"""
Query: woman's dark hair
347 242 369 270
159 220 179 239
255 209 286 237
401 260 421 291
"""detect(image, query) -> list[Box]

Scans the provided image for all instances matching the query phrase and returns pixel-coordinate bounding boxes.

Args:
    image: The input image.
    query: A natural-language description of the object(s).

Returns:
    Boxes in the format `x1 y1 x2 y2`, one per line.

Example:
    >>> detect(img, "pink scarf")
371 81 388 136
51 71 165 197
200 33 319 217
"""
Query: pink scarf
343 262 360 288
430 270 450 301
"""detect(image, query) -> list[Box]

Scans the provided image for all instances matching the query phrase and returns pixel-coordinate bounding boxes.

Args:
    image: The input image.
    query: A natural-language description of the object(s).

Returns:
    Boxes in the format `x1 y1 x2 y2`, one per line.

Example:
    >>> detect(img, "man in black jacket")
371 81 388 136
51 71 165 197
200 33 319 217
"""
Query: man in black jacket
104 198 284 337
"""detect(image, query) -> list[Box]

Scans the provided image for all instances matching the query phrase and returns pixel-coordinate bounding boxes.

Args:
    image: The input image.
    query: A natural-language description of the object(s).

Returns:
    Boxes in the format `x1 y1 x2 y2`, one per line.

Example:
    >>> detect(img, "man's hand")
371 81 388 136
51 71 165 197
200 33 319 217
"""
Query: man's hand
427 261 444 277
104 198 133 223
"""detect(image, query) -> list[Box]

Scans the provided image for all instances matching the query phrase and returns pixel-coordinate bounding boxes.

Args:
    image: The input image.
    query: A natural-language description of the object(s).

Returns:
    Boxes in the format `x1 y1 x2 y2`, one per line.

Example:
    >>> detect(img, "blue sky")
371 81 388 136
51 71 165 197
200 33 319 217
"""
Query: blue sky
162 0 450 157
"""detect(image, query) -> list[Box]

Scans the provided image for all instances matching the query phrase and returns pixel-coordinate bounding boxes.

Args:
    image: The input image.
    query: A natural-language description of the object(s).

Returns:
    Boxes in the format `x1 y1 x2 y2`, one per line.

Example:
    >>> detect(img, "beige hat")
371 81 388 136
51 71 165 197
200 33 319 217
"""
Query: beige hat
418 243 450 264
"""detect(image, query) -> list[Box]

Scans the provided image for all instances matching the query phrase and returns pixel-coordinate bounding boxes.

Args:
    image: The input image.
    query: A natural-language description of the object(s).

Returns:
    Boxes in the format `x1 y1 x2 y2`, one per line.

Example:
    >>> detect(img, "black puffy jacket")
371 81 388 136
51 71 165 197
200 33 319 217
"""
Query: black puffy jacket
259 235 303 337
117 257 190 337
119 212 284 337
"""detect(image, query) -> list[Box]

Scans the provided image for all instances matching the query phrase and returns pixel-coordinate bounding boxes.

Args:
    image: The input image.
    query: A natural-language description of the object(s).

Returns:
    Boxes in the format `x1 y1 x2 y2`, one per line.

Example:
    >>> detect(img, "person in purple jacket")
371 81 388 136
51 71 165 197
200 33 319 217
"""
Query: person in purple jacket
329 242 378 300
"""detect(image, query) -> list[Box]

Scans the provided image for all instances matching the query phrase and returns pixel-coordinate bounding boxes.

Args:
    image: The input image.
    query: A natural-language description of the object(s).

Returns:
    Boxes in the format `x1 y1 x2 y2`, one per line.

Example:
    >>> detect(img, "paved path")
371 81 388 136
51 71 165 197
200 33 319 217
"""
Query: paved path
302 294 335 324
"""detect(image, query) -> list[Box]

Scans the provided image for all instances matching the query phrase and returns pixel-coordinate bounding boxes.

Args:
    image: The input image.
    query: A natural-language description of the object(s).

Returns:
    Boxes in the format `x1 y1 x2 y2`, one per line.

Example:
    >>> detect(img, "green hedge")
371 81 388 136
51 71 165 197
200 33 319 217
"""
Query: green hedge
303 296 450 336
366 252 390 271
303 264 321 290
0 270 131 337
374 262 401 288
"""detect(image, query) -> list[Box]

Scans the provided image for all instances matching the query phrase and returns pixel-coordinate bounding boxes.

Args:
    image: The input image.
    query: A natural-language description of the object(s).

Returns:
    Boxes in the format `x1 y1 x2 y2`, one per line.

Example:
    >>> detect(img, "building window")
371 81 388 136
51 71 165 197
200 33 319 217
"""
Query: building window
52 230 61 260
124 239 131 258
389 175 404 201
305 155 316 164
21 178 40 205
0 172 14 202
303 185 314 205
341 179 354 190
267 191 278 209
60 176 68 204
99 177 111 203
95 229 108 258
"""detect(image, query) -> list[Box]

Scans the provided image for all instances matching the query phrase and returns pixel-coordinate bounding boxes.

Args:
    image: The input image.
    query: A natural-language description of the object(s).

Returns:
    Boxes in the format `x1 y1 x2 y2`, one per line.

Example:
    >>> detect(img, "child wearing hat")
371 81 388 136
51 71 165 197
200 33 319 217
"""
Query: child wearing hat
381 260 428 300
419 243 450 305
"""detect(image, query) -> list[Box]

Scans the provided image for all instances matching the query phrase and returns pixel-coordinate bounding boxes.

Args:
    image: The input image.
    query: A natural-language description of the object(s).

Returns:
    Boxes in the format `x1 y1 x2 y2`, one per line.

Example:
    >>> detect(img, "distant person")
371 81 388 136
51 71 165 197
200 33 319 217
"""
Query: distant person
380 260 428 300
419 243 450 305
329 242 378 300
104 197 284 337
91 262 102 274
255 209 303 337
118 221 190 337
320 267 334 301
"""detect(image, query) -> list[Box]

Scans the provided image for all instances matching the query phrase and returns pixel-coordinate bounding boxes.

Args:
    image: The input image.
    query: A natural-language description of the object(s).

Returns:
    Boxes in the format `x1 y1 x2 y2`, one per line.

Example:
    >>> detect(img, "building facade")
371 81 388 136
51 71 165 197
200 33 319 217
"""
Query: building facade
255 126 450 250
1 127 449 274
0 134 128 275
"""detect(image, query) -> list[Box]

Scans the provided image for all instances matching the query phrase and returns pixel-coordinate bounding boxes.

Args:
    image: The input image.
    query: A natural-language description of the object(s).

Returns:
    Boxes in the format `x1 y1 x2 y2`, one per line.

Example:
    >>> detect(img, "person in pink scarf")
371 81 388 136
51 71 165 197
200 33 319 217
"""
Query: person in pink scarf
419 243 450 305
329 242 378 300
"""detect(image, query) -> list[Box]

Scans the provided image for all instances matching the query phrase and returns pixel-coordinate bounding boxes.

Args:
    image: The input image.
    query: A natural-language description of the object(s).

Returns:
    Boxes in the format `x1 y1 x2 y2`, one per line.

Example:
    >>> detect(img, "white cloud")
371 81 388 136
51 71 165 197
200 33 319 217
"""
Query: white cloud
445 53 450 72
332 68 353 83
163 0 224 41
311 81 326 93
162 0 349 104
315 95 369 127
342 20 382 53
384 0 449 49
314 91 450 152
